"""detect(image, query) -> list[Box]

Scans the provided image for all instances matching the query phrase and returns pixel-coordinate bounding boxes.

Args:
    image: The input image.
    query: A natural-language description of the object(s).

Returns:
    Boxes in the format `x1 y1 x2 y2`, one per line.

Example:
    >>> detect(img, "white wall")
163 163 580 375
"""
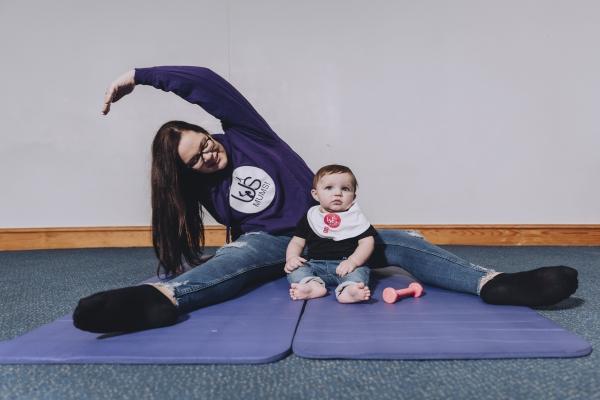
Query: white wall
1 0 599 227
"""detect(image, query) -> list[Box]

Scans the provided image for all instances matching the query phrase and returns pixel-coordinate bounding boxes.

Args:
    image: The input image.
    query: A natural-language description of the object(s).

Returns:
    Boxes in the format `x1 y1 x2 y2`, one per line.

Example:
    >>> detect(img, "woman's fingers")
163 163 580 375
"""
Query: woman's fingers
101 87 114 115
101 70 135 115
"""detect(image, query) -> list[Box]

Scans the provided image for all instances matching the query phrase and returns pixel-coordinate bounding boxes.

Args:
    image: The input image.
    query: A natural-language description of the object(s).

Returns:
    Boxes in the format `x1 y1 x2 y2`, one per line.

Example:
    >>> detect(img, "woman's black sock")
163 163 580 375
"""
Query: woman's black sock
72 285 178 333
480 266 578 307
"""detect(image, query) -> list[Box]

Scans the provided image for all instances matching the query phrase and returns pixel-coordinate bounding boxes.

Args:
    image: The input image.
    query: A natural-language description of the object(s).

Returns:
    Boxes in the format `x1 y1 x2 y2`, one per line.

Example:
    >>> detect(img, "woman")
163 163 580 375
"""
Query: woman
73 66 578 333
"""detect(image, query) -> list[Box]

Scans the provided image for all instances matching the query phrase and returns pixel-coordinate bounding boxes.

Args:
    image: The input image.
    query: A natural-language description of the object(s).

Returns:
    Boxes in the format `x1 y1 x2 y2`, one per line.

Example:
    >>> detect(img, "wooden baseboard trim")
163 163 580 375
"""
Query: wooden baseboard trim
1 225 600 251
395 225 600 246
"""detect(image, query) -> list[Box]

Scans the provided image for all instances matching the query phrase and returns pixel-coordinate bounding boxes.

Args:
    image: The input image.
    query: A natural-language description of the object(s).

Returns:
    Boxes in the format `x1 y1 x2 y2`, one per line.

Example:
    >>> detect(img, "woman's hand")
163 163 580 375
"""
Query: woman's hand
101 70 136 115
284 256 307 273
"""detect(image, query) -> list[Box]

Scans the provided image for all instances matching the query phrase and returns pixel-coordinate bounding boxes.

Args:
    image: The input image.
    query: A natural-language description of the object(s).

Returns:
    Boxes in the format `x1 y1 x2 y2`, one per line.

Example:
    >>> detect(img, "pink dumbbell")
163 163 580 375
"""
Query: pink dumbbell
382 282 424 304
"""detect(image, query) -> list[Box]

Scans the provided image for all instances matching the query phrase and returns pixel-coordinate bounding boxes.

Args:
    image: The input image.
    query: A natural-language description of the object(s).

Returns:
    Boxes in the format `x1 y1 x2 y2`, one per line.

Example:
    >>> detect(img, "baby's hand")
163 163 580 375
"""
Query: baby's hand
284 256 307 273
336 259 358 277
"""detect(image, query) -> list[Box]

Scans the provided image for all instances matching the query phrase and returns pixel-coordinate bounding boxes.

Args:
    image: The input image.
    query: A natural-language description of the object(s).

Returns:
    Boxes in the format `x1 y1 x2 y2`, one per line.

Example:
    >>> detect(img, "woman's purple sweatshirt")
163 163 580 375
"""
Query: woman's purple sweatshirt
135 66 315 238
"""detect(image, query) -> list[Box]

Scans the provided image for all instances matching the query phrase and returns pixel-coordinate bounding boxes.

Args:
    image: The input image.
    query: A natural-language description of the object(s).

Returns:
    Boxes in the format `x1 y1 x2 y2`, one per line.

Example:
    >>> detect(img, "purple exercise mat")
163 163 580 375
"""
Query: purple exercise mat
293 267 592 360
0 278 303 364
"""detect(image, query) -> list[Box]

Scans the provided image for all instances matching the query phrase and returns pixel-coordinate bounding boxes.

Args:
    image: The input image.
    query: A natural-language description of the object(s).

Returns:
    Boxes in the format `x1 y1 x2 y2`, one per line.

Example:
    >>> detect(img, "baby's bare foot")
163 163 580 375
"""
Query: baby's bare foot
337 282 371 303
289 281 327 300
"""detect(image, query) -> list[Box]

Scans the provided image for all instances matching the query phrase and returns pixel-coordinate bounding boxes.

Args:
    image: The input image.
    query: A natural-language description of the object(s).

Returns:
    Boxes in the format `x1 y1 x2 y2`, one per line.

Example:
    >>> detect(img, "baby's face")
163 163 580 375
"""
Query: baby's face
311 172 356 213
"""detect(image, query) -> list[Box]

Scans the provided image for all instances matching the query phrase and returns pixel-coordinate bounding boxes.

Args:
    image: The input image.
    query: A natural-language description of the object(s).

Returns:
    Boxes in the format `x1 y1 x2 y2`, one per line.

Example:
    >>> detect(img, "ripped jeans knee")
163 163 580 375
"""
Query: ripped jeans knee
146 281 187 306
149 232 291 312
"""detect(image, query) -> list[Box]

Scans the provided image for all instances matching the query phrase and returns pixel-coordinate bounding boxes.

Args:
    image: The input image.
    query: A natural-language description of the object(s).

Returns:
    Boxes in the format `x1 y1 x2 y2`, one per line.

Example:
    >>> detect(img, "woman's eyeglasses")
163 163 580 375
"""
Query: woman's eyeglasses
185 137 214 169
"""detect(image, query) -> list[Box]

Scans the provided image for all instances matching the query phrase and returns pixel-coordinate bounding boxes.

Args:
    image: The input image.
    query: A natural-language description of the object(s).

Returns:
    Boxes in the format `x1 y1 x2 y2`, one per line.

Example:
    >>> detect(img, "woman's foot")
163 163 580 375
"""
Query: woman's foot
72 285 178 333
289 281 327 300
480 266 578 307
337 282 371 303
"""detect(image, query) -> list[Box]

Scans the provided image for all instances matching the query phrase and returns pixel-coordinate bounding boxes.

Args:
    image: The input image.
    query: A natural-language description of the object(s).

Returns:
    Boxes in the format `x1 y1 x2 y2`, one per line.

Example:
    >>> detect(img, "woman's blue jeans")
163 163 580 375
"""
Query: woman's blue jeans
153 230 498 313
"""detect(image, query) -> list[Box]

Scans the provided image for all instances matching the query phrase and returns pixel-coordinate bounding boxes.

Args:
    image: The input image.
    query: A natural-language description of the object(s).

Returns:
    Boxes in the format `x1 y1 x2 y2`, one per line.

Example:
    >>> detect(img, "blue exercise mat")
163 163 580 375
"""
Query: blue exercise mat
293 267 592 360
0 278 303 364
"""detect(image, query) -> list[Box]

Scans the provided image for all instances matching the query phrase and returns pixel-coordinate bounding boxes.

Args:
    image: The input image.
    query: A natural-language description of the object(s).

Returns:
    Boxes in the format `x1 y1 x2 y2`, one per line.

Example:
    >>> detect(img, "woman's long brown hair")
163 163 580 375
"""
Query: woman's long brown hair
151 121 209 276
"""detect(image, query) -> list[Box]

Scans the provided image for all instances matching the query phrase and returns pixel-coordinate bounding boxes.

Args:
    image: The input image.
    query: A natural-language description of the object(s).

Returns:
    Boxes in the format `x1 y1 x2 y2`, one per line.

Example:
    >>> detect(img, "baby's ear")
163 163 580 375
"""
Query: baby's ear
311 189 319 202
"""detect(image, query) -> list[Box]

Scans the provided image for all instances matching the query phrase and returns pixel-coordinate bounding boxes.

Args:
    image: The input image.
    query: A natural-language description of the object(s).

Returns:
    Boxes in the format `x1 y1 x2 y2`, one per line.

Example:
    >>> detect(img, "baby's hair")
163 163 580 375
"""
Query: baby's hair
312 164 358 190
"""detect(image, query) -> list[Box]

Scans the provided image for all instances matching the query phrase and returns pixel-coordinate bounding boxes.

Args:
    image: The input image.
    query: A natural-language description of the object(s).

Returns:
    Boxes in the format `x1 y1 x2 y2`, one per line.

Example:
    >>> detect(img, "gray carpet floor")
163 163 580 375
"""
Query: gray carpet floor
0 246 598 400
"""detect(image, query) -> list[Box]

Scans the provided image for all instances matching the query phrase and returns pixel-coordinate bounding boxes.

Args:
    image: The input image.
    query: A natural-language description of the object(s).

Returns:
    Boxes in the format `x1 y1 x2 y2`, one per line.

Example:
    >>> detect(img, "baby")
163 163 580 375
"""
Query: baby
285 164 376 303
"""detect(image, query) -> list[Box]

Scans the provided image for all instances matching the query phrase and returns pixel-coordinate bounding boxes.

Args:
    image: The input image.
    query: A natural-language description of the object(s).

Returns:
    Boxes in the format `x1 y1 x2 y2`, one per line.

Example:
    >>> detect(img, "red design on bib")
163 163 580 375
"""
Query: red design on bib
324 213 341 228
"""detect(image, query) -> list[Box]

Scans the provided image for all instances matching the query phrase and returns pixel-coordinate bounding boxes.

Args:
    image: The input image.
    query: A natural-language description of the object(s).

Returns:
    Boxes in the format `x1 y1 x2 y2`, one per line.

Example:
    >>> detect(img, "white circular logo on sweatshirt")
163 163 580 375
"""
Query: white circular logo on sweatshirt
229 166 276 214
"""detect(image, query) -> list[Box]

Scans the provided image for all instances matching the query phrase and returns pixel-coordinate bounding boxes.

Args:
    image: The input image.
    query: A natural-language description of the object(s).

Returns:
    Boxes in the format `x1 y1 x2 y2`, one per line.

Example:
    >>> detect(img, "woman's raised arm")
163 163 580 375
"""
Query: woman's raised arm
104 66 277 139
